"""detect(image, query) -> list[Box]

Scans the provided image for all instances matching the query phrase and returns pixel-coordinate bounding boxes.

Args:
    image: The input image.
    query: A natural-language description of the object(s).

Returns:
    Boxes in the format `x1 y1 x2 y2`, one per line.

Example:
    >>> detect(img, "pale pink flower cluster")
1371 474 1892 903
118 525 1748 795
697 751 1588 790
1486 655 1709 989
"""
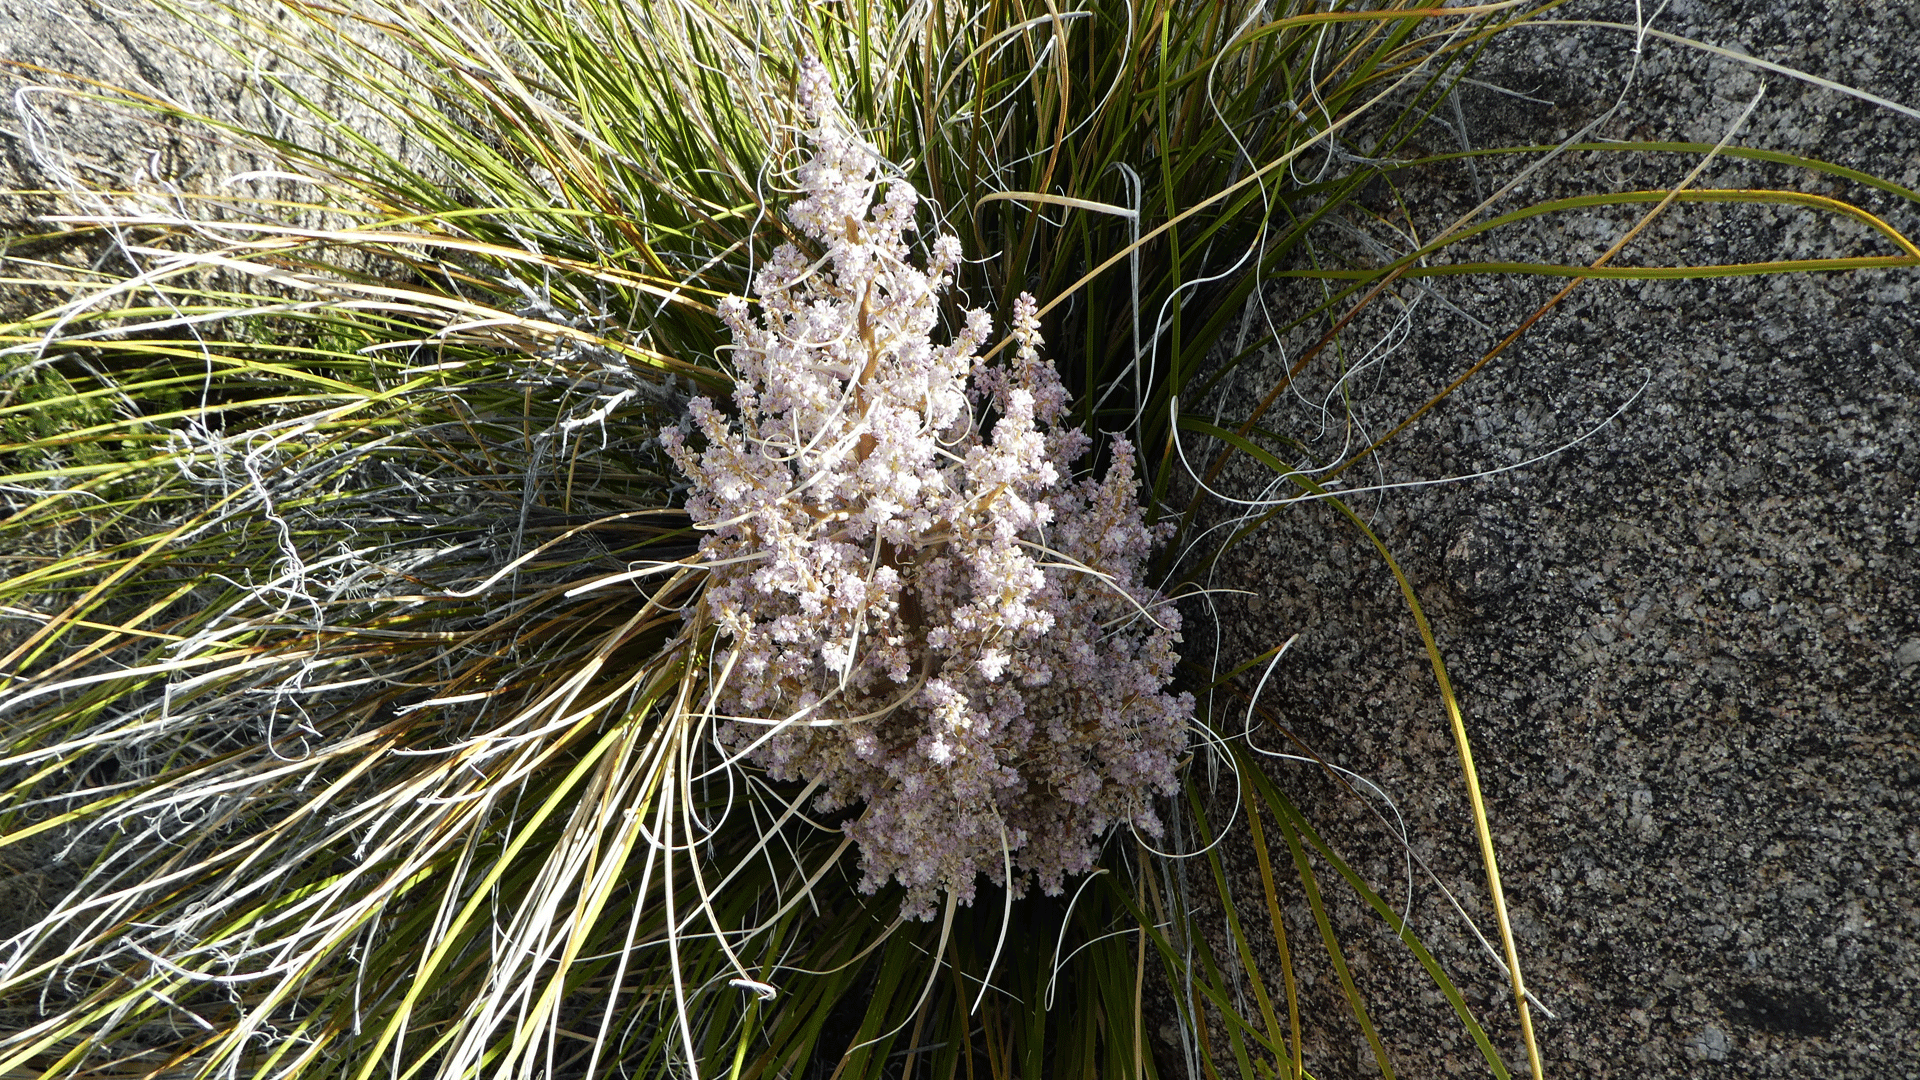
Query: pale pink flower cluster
661 58 1192 920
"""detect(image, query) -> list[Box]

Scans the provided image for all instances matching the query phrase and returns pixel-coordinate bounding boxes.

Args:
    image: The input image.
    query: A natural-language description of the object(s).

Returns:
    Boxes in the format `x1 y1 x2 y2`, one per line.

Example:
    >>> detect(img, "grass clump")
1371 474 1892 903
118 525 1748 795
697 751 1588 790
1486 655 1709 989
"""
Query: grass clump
2 1 1915 1079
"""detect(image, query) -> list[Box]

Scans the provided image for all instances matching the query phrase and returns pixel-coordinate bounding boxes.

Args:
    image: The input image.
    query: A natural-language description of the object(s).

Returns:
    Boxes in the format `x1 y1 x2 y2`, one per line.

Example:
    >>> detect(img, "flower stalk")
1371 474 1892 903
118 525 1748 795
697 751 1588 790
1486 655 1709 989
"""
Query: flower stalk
666 59 1193 920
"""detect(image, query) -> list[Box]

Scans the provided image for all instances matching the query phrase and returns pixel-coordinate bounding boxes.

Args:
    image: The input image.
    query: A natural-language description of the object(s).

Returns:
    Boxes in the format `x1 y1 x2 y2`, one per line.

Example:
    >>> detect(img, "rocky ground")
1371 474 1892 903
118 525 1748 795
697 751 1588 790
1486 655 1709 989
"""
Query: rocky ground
1189 1 1919 1077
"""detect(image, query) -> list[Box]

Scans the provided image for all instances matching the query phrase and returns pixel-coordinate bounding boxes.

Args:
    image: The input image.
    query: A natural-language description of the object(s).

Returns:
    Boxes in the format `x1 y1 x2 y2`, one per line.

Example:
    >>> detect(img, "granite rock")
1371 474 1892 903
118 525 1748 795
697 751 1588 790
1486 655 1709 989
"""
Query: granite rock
1190 2 1919 1077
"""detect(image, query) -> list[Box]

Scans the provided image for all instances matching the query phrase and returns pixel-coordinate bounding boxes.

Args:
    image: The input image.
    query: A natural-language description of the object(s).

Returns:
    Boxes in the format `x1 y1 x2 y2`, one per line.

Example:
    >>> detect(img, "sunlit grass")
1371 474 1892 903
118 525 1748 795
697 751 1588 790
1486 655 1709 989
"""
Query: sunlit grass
2 1 1914 1078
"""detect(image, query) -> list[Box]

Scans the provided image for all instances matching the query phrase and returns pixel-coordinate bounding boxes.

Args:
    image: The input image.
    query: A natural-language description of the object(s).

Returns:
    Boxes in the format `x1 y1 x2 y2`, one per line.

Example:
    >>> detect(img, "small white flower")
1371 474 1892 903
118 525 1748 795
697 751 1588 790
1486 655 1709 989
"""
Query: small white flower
669 57 1192 920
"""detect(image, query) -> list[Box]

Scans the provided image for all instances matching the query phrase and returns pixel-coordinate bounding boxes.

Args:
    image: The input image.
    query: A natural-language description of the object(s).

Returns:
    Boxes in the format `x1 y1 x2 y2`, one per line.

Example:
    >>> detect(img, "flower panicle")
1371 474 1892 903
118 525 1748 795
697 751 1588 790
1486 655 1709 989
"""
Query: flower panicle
666 56 1191 920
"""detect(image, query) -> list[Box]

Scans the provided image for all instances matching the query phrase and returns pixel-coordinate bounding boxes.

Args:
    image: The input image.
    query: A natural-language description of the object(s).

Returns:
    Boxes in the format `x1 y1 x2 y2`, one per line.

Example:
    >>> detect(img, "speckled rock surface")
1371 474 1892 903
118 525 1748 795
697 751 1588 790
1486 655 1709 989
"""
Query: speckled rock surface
1190 2 1918 1077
